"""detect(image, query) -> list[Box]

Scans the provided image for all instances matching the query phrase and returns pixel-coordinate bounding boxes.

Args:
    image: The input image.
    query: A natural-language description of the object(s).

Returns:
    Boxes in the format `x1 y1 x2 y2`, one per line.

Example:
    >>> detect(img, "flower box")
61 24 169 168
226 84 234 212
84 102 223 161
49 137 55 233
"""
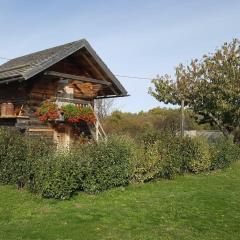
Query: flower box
36 101 96 125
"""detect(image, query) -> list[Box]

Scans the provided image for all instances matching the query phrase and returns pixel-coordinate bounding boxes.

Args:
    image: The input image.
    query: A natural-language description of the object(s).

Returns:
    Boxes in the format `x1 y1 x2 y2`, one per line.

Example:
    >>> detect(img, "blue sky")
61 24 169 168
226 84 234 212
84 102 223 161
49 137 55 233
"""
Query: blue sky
0 0 240 112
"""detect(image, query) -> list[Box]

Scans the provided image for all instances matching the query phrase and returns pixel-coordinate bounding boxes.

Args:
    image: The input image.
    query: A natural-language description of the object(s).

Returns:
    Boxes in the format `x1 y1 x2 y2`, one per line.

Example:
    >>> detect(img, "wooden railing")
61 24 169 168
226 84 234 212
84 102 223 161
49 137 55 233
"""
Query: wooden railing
88 104 107 141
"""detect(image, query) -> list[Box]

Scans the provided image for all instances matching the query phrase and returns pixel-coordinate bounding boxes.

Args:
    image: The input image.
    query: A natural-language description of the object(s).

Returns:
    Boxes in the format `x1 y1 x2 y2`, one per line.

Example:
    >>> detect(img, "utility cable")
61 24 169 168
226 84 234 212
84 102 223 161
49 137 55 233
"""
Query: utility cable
0 56 155 80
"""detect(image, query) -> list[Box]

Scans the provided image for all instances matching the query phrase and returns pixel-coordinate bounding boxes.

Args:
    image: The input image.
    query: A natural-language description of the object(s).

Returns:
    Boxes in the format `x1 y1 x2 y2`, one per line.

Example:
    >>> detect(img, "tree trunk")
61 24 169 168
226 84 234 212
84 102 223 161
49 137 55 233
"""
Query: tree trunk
180 99 185 138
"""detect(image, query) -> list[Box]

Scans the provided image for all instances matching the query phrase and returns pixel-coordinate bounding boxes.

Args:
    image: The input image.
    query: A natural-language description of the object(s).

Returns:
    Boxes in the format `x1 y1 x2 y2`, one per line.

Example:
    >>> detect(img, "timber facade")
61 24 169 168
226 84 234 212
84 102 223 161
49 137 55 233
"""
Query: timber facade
0 39 127 146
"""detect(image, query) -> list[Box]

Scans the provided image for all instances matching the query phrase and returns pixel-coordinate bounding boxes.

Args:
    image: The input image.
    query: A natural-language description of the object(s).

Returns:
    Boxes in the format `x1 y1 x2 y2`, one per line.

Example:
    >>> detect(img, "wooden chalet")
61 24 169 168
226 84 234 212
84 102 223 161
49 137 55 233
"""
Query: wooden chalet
0 39 127 146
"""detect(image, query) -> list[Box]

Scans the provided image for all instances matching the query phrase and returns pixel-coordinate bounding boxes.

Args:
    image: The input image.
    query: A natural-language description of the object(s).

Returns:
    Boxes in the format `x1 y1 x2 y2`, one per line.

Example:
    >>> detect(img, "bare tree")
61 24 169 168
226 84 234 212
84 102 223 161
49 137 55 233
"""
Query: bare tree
94 99 115 120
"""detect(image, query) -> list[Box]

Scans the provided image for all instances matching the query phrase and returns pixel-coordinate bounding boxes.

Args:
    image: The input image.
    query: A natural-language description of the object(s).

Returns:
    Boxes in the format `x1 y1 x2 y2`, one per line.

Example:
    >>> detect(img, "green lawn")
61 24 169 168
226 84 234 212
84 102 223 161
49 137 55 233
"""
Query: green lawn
1 163 240 240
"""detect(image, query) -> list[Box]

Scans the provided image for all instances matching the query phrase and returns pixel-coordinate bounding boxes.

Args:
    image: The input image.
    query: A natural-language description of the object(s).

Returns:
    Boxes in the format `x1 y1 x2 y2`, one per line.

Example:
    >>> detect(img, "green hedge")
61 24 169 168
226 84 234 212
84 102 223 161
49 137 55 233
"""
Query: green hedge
82 136 133 193
180 137 212 173
0 129 27 185
30 152 87 199
0 129 133 199
31 136 133 198
131 136 180 183
210 137 240 170
131 135 239 183
0 128 239 199
0 129 52 187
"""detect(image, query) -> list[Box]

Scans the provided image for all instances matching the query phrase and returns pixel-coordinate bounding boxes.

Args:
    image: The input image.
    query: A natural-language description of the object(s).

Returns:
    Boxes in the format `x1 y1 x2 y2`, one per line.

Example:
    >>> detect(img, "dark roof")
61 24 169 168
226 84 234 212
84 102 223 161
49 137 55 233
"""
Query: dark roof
0 39 127 95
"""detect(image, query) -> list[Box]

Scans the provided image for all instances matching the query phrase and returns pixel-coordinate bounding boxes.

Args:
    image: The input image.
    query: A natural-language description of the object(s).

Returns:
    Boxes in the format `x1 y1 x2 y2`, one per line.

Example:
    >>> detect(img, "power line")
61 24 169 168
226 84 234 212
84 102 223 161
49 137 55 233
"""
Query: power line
0 56 154 80
0 56 11 60
115 74 153 80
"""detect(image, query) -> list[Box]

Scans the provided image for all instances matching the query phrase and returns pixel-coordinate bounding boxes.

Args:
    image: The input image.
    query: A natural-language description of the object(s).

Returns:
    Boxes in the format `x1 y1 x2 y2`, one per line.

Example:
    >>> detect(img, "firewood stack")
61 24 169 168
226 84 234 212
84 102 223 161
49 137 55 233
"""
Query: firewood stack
75 83 102 98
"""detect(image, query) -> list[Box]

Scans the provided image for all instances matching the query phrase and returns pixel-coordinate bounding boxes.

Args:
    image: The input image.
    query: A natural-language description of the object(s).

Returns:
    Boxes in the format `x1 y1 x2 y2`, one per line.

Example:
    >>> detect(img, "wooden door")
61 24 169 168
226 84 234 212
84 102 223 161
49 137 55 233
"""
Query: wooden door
54 125 71 149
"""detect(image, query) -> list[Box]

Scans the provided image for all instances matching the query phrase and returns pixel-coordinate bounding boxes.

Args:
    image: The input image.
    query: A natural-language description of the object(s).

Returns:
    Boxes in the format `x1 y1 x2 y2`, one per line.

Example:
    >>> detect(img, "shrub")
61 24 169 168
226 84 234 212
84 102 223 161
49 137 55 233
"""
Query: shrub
0 128 53 188
136 130 161 146
210 137 240 170
180 137 212 173
0 127 239 200
0 129 133 198
159 139 183 179
0 128 29 186
132 135 213 183
30 151 88 200
131 143 162 183
131 135 182 182
82 135 133 193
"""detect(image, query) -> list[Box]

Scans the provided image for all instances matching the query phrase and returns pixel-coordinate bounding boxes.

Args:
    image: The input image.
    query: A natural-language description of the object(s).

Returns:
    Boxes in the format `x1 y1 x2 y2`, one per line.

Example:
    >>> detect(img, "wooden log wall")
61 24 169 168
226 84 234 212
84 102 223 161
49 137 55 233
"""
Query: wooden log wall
0 49 111 142
27 76 59 104
0 82 27 105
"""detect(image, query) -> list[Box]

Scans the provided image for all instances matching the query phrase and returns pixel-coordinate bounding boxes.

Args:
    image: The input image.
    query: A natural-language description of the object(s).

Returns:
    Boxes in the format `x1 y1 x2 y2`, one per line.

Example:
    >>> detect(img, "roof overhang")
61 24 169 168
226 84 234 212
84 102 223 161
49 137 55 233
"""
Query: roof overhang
0 39 128 97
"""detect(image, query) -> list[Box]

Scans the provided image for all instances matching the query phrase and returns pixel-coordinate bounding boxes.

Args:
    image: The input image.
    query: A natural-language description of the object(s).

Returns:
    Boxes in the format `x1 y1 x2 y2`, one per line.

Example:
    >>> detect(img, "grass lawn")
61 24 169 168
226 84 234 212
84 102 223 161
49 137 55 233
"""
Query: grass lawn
1 162 240 240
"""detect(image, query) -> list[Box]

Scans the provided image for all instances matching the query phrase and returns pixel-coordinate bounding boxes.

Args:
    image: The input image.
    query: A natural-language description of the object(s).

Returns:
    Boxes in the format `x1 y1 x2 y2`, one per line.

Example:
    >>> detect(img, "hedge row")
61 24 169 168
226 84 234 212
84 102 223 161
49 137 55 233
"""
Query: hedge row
0 128 239 199
0 129 133 199
132 135 240 183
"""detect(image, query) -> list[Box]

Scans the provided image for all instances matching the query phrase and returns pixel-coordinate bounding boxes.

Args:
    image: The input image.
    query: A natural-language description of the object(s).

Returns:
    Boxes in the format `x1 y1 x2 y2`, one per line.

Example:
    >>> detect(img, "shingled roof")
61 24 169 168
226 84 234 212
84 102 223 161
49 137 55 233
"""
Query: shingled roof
0 39 127 96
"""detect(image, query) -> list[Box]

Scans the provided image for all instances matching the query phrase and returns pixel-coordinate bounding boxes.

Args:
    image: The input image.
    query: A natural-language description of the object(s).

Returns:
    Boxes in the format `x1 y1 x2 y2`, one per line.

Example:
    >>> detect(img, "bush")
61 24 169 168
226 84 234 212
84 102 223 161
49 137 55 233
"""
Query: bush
180 137 212 173
0 128 53 188
131 135 213 183
131 143 163 183
0 129 133 198
0 128 29 186
210 137 240 170
82 136 133 193
136 130 161 146
0 127 239 200
131 135 182 183
30 151 88 199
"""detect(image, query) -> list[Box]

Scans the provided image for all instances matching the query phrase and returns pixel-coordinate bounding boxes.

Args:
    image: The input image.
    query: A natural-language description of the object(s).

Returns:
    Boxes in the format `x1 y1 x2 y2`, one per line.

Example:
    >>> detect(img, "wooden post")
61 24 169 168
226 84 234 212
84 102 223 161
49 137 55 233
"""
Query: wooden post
54 83 74 149
181 99 185 138
96 118 99 142
95 104 99 142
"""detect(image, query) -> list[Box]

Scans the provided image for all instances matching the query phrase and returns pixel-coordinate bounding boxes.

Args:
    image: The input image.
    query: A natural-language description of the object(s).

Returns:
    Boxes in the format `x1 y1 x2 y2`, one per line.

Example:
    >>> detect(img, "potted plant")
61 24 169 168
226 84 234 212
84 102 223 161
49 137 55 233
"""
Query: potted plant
61 104 96 125
36 101 59 122
36 102 96 125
